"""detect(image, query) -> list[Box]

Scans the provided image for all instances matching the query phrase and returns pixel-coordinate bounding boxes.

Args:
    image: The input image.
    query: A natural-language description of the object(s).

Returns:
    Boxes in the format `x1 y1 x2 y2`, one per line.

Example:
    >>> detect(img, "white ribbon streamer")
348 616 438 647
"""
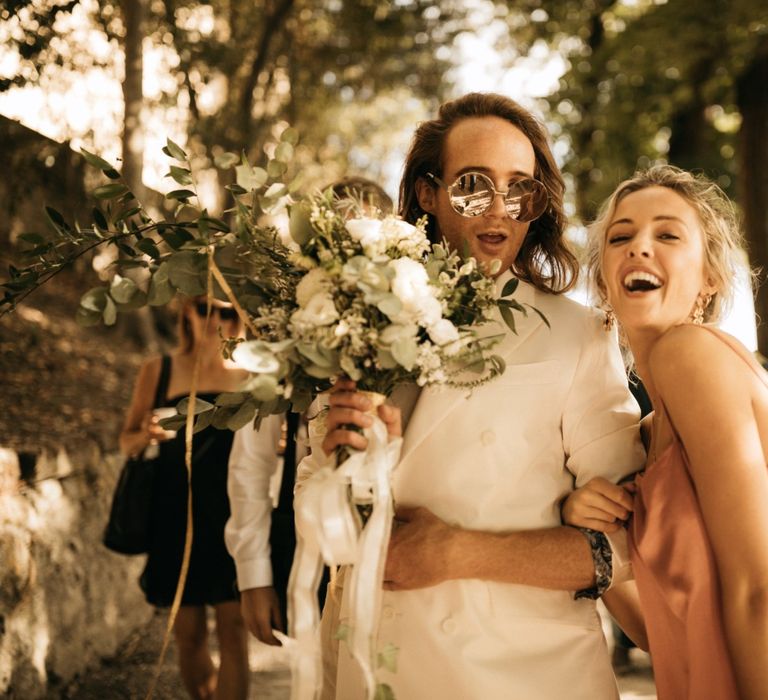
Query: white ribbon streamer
289 410 402 700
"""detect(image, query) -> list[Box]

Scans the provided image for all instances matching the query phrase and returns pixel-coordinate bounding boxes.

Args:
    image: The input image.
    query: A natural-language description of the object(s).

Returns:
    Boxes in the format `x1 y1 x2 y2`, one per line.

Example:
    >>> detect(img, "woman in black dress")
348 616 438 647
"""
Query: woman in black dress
120 296 249 700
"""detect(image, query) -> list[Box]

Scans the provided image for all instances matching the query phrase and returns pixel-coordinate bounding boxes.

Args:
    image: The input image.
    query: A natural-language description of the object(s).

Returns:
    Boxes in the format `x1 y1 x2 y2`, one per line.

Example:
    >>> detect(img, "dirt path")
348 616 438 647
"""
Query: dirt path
52 610 291 700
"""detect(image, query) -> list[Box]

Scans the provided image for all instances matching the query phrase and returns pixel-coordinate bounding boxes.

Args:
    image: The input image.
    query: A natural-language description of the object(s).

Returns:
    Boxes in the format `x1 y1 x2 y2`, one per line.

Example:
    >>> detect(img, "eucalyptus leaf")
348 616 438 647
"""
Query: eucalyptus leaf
92 207 108 231
163 138 187 161
75 307 102 326
390 337 417 370
167 166 193 186
18 232 45 245
248 375 280 402
289 204 314 245
232 341 281 374
102 295 117 325
499 304 517 333
147 262 175 306
214 152 240 169
193 408 215 433
166 189 196 202
45 206 68 230
274 142 294 162
136 237 161 259
93 184 129 200
215 391 252 407
109 274 139 304
80 148 117 172
80 287 108 313
211 406 239 429
235 165 268 191
227 400 258 430
280 127 299 145
167 250 207 295
501 277 519 298
377 294 402 319
176 397 215 415
159 414 186 431
526 303 550 328
267 160 287 178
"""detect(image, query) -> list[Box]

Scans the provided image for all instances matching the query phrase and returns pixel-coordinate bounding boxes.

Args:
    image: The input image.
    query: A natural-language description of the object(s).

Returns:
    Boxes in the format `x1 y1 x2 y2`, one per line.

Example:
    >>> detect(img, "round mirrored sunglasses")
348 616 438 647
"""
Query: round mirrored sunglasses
427 171 549 222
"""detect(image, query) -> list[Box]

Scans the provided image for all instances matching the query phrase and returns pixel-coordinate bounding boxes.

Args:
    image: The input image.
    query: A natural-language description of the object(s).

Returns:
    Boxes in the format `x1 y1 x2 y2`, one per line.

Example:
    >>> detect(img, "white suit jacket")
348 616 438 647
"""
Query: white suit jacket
297 273 645 700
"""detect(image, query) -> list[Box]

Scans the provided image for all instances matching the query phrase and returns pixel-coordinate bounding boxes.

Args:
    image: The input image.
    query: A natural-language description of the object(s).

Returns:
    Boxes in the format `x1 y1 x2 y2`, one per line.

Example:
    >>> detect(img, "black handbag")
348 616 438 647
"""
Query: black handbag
103 356 171 555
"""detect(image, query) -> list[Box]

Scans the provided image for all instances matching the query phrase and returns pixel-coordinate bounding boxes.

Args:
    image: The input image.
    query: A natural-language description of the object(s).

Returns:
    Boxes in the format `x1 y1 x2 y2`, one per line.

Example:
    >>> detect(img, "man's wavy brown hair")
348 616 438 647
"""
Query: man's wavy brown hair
398 92 578 294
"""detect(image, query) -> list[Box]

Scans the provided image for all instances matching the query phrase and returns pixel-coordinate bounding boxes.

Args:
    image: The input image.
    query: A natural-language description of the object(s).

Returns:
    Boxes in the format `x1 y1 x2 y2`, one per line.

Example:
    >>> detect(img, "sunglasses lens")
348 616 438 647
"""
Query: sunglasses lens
449 173 495 217
503 179 549 223
219 307 238 321
195 303 208 317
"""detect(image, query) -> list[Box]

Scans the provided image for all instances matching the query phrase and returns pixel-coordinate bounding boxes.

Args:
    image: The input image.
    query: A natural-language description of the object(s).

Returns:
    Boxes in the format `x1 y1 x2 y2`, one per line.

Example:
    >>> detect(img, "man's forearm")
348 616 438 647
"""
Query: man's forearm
385 507 597 592
447 525 595 590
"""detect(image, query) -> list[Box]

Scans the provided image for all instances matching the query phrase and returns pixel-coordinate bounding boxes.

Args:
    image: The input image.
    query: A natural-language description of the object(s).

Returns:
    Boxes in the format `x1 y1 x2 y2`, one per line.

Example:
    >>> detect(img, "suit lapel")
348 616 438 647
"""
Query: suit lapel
398 274 545 464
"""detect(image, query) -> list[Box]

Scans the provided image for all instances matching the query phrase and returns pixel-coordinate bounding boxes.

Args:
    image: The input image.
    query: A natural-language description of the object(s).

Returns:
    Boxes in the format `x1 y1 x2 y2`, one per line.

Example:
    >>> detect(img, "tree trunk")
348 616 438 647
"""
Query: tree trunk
120 0 159 352
737 38 768 354
121 0 147 204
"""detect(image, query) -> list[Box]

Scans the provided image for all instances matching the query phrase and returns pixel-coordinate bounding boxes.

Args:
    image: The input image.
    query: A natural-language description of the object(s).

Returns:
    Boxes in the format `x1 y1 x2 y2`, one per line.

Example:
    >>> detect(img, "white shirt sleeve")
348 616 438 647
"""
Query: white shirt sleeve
561 314 645 587
224 413 283 591
562 317 646 486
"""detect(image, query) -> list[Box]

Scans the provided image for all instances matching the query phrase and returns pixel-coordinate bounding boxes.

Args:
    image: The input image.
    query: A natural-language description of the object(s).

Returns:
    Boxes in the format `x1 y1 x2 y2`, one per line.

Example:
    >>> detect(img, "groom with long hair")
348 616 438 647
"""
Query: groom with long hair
303 93 645 699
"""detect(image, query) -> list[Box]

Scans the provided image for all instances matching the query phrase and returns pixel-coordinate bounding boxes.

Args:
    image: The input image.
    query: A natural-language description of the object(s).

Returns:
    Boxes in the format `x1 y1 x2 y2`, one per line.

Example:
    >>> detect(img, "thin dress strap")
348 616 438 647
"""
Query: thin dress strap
655 325 768 451
152 355 172 409
695 325 768 389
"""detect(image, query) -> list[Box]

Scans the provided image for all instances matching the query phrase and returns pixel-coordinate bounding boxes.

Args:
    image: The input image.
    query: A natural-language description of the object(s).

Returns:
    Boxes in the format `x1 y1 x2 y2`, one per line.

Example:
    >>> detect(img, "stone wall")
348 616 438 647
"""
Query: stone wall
0 445 153 698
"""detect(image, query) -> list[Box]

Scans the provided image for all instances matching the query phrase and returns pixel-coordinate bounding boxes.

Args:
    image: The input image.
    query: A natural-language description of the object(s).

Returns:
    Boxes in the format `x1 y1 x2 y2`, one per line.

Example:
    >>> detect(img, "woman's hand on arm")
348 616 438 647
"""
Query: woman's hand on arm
561 477 634 533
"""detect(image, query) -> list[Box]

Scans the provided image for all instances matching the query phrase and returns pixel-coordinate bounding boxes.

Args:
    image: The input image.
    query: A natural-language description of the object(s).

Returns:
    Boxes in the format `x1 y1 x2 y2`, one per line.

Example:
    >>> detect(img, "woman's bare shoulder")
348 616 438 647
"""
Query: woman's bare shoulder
649 325 756 409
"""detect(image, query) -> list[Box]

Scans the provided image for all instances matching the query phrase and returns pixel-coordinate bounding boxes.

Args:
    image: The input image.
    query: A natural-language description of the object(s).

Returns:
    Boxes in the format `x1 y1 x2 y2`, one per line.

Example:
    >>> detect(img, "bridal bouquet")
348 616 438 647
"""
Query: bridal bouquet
228 191 523 420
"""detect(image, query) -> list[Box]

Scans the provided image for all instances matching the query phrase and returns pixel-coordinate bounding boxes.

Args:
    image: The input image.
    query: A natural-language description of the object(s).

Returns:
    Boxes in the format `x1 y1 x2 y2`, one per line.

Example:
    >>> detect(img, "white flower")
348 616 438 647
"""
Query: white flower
381 218 426 248
346 218 384 255
427 318 460 346
334 319 350 337
389 258 442 327
295 267 331 307
291 292 338 327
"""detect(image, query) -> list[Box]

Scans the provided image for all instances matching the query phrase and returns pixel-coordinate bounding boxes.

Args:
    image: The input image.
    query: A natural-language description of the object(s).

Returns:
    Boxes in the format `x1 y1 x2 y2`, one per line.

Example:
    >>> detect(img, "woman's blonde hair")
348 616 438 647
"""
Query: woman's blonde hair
588 164 750 324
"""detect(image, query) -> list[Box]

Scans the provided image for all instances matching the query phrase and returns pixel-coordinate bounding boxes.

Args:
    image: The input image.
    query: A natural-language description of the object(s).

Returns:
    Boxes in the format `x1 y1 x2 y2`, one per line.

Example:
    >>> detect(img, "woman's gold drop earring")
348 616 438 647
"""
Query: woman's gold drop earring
690 293 712 325
603 307 615 331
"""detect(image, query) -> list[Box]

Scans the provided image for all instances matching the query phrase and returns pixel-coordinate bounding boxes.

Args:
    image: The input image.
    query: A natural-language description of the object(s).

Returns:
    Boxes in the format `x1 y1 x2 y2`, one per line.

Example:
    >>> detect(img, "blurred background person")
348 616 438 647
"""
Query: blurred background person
120 296 248 700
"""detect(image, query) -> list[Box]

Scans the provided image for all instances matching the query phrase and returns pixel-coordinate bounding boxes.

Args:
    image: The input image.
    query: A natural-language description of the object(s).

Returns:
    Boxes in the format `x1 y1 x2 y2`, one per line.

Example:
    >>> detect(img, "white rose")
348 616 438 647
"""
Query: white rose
389 258 442 326
346 218 382 242
346 218 384 255
428 318 460 346
380 218 425 246
292 292 338 326
295 267 331 308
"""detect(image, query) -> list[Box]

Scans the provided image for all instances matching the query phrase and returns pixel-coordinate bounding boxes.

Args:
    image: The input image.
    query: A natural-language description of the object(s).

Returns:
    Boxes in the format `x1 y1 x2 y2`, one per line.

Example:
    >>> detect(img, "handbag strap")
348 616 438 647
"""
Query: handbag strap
152 355 172 409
